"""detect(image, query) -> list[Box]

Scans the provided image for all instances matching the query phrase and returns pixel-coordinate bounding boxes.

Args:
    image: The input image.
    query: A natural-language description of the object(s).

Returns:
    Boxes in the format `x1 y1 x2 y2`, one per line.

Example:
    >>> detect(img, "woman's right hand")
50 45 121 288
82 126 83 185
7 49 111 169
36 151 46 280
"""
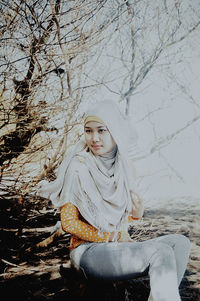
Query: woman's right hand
109 230 133 242
118 230 133 242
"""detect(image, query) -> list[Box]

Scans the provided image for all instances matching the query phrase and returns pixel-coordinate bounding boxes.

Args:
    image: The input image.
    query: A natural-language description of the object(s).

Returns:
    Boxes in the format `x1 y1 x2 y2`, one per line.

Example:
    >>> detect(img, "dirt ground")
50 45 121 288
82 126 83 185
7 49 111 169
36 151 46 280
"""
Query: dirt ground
0 196 200 301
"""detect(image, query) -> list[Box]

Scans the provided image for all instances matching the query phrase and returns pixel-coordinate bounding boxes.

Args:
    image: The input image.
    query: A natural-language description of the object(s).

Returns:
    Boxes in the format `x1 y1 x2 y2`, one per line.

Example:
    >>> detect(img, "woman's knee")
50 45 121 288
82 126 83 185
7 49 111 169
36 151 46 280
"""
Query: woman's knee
169 234 191 251
155 242 174 257
158 233 191 252
149 242 177 274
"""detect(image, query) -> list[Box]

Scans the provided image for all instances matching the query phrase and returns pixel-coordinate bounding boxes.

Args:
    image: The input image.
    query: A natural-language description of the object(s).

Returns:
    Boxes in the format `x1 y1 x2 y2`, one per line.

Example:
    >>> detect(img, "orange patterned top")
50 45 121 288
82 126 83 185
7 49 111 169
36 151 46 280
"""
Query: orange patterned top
60 202 113 251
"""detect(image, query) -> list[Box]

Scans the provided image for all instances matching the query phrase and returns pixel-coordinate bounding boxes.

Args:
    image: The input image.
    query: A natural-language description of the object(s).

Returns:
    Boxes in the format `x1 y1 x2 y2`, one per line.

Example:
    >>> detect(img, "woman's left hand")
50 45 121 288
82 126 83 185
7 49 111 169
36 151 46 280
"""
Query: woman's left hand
130 191 144 220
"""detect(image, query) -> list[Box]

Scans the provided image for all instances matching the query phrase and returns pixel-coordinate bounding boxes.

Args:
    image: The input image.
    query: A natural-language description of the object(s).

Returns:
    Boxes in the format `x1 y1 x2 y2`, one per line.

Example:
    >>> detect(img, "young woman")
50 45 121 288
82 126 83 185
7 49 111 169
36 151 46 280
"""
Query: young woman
40 101 190 301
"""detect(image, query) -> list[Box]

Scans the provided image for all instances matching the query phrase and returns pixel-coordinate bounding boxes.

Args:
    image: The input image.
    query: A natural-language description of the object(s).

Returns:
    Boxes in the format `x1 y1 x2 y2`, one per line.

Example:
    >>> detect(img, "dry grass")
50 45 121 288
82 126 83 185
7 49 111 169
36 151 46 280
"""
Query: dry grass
0 197 200 300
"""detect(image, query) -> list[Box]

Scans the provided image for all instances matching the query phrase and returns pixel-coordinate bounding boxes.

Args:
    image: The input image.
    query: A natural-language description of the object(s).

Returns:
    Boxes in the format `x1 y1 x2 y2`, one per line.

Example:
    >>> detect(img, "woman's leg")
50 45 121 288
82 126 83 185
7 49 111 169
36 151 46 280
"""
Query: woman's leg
147 234 191 301
79 234 190 301
153 234 191 285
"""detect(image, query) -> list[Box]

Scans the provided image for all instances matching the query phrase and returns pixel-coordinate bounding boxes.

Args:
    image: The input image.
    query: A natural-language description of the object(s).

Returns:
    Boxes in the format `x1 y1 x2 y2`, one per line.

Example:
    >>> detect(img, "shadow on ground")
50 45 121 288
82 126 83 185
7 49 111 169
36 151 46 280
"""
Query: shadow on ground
0 197 200 300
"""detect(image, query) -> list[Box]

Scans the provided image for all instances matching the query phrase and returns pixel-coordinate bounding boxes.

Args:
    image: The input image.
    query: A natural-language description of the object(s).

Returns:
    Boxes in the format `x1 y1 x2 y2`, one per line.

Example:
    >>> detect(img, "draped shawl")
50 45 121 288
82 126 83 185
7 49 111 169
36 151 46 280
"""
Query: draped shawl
38 100 139 232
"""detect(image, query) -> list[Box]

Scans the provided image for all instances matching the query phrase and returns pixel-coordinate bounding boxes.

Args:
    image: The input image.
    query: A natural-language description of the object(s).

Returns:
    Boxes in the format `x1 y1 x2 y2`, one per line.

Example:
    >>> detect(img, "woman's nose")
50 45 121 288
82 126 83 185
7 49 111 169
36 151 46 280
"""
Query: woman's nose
92 131 100 142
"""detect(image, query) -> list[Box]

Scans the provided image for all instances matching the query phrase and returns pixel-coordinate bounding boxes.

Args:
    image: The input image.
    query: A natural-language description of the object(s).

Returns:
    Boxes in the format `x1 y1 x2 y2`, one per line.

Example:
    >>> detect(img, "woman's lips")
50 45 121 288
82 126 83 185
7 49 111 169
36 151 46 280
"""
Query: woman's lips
91 145 102 149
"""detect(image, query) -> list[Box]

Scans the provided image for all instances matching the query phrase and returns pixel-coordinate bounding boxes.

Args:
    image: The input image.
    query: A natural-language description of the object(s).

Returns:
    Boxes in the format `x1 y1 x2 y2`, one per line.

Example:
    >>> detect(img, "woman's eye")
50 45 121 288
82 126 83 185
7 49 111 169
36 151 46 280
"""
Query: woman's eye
85 129 107 134
99 129 106 133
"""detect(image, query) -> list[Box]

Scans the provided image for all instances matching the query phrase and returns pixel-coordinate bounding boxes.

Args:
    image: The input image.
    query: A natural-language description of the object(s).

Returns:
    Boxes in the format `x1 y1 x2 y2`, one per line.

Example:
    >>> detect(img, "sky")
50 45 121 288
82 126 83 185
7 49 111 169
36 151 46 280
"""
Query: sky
1 1 200 207
79 25 200 205
128 38 200 205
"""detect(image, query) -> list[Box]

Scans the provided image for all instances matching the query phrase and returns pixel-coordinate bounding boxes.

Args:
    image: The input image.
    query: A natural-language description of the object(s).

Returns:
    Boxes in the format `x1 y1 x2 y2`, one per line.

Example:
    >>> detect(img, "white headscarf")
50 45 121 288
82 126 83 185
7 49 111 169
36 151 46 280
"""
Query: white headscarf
38 100 139 232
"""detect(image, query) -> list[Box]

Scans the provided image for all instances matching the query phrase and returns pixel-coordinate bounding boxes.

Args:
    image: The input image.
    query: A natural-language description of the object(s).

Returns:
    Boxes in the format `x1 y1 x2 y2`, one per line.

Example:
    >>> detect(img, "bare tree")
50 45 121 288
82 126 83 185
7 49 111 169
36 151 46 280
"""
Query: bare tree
0 0 114 198
1 0 199 201
114 0 200 114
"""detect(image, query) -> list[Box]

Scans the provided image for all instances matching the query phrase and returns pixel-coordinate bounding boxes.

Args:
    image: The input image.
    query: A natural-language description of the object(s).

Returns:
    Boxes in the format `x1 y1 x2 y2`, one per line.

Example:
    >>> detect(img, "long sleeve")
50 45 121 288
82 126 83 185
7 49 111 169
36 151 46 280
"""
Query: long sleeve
60 202 112 243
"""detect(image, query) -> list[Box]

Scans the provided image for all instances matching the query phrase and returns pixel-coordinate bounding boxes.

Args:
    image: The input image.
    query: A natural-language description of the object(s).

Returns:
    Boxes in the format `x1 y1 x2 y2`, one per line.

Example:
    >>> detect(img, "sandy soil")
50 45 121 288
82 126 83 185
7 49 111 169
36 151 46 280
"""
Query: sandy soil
0 197 200 300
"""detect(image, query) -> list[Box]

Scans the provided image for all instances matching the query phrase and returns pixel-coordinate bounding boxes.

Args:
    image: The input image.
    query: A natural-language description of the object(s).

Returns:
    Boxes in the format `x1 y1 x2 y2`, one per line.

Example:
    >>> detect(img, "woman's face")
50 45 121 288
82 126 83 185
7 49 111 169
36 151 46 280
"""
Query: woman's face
84 121 116 155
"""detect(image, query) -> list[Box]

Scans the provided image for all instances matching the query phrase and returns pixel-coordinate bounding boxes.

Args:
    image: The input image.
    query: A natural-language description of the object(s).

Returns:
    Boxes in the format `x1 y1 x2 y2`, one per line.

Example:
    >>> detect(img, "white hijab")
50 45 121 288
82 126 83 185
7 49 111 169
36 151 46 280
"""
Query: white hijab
38 100 139 232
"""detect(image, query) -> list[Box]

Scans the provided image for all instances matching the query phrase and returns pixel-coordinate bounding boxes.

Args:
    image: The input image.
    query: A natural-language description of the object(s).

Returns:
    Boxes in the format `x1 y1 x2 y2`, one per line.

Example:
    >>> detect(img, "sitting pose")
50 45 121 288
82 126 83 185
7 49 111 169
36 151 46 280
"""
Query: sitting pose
40 101 190 301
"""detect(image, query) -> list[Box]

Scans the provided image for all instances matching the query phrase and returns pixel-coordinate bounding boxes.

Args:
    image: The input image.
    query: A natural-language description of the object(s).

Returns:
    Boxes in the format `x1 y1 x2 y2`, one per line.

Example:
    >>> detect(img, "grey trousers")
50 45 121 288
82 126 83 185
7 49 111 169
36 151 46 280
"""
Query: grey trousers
70 234 191 301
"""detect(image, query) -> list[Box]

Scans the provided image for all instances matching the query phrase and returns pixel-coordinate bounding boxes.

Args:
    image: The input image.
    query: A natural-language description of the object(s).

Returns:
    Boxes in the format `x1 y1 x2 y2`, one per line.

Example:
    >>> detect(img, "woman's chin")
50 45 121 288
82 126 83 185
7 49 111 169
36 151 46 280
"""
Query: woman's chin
91 147 105 156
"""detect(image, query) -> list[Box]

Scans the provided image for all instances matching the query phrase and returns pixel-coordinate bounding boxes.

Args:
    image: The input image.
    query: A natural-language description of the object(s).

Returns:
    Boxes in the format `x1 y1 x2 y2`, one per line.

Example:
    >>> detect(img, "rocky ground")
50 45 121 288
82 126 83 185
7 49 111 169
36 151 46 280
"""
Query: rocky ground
0 196 200 300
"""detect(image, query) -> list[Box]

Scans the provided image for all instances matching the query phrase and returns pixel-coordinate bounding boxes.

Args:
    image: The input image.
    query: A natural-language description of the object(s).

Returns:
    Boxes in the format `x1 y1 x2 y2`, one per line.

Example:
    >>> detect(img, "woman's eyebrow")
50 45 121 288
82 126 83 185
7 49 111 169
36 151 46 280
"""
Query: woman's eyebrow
84 126 106 129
